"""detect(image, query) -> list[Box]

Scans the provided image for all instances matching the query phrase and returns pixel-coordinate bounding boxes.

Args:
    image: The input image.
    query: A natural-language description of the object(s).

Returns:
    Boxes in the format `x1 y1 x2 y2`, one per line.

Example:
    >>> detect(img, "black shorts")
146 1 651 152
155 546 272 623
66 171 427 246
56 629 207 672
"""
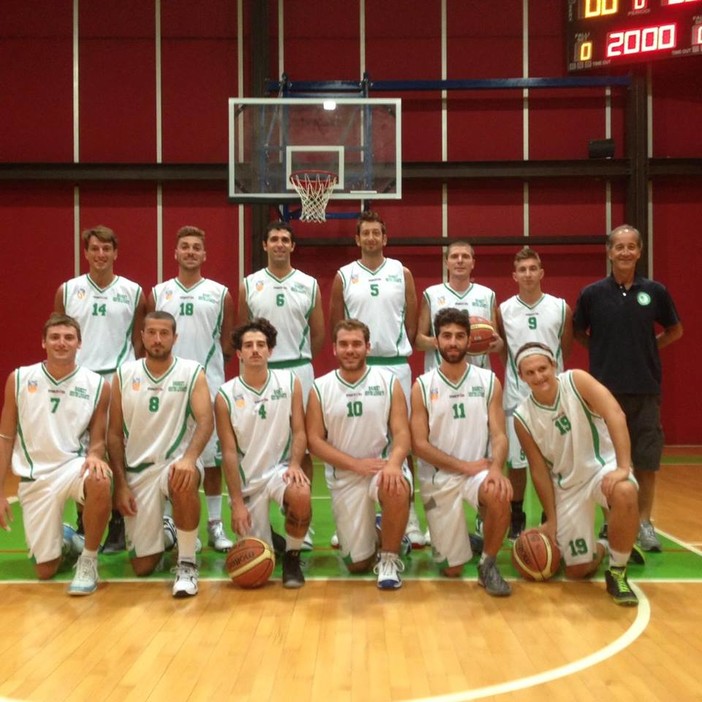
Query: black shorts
614 394 664 472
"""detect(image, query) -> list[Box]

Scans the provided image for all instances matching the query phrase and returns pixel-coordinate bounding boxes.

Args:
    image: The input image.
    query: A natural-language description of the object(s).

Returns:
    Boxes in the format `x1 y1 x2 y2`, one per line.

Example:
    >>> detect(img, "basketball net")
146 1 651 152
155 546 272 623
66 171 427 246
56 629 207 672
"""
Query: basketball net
289 171 338 223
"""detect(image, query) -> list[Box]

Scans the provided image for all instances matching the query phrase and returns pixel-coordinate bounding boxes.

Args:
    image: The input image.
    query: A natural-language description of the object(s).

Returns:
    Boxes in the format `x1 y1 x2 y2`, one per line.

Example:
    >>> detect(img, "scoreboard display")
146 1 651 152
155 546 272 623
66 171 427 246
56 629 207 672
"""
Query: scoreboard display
567 0 702 72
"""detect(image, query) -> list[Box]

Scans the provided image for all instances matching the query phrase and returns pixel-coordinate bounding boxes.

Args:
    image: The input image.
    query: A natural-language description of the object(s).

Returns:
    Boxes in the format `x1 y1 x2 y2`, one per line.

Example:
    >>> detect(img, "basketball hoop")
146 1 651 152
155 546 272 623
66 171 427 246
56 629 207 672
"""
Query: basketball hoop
289 170 338 223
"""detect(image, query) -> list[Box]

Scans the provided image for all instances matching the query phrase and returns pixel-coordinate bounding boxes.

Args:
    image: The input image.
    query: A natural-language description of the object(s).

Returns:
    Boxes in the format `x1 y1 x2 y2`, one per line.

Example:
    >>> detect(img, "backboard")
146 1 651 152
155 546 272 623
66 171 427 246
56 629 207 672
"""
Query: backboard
228 98 402 202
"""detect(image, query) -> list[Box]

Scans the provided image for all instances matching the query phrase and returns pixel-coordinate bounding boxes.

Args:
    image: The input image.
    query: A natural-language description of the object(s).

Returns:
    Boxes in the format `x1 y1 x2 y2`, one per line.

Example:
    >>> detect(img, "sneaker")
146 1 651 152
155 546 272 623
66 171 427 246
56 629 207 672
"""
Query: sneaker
475 514 484 537
68 555 98 596
172 560 199 598
76 510 85 536
598 522 608 540
424 528 431 546
628 543 646 566
282 549 305 589
605 566 638 606
477 558 512 597
101 512 126 554
405 506 426 548
330 532 340 549
508 510 526 541
374 514 412 557
163 516 177 551
469 532 484 557
638 520 662 552
374 552 405 590
302 527 315 552
207 521 233 552
271 529 286 557
62 523 83 562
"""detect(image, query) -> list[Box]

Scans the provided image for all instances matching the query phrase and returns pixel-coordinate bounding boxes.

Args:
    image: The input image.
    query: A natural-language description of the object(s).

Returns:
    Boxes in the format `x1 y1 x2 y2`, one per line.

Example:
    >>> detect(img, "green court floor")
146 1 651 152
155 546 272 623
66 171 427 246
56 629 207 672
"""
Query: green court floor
1 460 700 584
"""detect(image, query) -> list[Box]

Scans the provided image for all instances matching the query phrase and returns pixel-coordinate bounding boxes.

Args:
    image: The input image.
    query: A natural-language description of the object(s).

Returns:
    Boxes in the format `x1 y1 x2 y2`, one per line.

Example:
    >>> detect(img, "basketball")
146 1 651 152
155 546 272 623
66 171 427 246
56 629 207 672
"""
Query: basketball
511 529 561 582
468 316 495 356
226 537 275 588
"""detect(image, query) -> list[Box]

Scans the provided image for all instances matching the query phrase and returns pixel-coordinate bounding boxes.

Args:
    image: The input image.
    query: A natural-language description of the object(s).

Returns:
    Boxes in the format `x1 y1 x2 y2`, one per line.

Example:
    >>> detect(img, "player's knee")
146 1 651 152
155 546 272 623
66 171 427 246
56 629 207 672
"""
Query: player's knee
347 557 374 574
285 507 311 532
609 479 638 509
84 474 112 501
441 564 464 578
131 557 159 577
36 559 60 580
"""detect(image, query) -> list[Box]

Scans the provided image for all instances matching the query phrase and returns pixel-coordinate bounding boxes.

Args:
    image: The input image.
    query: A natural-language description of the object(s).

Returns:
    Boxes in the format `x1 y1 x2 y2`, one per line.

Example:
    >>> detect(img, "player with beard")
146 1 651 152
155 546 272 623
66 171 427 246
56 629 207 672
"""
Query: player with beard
411 307 512 596
108 311 213 598
306 319 412 590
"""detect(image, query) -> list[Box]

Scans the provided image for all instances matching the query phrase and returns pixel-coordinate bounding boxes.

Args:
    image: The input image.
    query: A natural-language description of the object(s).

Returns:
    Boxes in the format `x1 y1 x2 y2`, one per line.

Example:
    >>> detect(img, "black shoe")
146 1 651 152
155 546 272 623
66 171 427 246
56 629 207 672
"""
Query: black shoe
628 543 646 566
598 522 608 540
101 512 126 554
508 510 526 541
282 550 305 589
469 532 484 556
271 529 286 558
76 510 85 536
605 566 638 606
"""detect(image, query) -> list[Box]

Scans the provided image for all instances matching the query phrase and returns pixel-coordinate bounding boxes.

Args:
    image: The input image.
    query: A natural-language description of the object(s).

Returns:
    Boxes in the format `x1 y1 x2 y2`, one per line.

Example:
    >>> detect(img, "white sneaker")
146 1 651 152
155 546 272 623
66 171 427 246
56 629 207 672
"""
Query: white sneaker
424 528 431 546
302 527 315 551
172 561 199 598
207 521 233 552
68 555 98 596
330 532 340 548
405 505 426 548
374 552 405 590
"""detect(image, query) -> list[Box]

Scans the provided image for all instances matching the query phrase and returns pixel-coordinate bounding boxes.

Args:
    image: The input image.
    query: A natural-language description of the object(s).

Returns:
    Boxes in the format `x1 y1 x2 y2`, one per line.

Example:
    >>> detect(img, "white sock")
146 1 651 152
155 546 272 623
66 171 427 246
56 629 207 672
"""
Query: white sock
177 528 198 564
609 548 629 568
286 535 304 551
206 495 222 523
81 548 98 561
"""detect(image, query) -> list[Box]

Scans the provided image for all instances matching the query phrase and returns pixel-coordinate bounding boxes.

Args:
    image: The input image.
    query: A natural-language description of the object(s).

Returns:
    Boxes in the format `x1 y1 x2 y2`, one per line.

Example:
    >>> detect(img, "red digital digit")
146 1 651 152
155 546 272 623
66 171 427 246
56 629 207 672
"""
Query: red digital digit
659 24 677 49
694 24 702 46
624 29 641 53
642 27 658 51
607 30 625 56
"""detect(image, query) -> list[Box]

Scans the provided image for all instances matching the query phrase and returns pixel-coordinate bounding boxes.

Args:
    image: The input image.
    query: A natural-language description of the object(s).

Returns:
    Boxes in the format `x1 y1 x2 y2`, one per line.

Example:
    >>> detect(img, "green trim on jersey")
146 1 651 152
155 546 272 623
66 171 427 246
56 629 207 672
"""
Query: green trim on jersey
40 363 81 387
141 357 179 386
238 370 272 397
567 372 607 468
165 364 201 460
367 356 408 366
269 358 310 369
332 367 371 390
14 370 34 475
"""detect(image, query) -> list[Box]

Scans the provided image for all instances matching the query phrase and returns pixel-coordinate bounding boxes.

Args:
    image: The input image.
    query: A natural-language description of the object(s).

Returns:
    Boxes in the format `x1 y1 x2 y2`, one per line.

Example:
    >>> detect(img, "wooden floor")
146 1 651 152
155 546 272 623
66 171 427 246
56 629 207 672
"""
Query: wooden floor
1 457 701 702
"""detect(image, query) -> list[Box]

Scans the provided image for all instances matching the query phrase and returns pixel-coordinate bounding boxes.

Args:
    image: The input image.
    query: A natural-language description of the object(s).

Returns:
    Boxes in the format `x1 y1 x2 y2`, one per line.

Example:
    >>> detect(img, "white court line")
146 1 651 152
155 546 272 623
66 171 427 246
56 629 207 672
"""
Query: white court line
401 583 651 702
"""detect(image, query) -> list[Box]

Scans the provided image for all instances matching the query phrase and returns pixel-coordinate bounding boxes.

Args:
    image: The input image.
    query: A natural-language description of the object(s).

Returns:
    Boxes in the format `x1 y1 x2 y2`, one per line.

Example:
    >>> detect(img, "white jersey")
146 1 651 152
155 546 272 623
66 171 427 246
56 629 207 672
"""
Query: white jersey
422 282 495 371
513 370 616 490
244 268 318 364
415 364 495 483
218 370 295 493
63 274 142 374
152 277 227 396
117 357 203 468
312 366 396 477
337 258 412 358
12 363 104 479
500 293 567 410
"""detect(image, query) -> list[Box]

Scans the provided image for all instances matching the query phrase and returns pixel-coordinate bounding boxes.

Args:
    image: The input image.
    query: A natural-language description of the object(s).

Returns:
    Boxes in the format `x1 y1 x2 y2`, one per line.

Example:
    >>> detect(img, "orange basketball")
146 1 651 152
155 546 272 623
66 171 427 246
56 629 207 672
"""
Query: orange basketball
511 529 561 582
226 537 275 588
468 316 495 356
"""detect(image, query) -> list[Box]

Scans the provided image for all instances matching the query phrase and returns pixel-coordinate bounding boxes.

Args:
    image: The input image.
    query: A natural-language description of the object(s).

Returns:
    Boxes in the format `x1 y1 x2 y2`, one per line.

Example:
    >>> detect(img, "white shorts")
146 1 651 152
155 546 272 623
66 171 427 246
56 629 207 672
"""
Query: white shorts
17 458 88 564
124 459 204 558
290 362 315 410
555 466 639 567
326 462 413 564
201 430 222 469
240 467 290 545
419 468 487 568
506 413 528 470
371 362 412 412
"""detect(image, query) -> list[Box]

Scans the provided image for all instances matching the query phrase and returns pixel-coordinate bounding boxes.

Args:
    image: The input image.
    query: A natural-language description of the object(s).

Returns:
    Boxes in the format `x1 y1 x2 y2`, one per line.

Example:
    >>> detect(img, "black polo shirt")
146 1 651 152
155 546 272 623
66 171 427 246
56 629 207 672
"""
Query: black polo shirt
573 275 680 395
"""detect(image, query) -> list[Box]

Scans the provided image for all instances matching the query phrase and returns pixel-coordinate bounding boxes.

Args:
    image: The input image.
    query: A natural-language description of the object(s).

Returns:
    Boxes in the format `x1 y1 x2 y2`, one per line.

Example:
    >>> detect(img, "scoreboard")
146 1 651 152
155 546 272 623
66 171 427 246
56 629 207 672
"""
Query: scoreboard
567 0 702 71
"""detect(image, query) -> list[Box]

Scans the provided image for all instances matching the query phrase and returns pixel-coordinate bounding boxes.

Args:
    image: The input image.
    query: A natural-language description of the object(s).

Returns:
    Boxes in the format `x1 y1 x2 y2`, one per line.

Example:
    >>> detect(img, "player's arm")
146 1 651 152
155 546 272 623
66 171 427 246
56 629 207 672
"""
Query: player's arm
561 303 574 364
220 291 236 364
378 380 411 495
214 393 251 536
483 379 511 501
514 417 557 542
82 379 112 480
236 281 250 325
328 273 345 341
53 284 66 314
107 374 137 516
284 378 309 486
572 293 590 348
403 267 418 344
145 289 156 314
410 380 490 476
414 295 436 351
309 286 325 358
571 369 632 498
657 321 683 350
306 388 383 476
487 299 504 356
0 372 18 530
132 290 147 359
170 370 214 491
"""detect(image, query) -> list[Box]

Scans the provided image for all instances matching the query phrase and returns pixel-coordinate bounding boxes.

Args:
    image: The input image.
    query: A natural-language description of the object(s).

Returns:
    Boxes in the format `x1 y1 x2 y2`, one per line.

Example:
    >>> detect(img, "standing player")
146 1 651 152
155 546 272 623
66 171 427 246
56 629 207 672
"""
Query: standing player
573 224 683 552
416 240 501 372
55 224 146 552
0 314 112 595
513 342 642 606
150 226 235 552
411 308 512 597
328 210 424 547
497 246 572 539
215 318 311 588
108 311 214 598
306 320 411 590
238 220 323 549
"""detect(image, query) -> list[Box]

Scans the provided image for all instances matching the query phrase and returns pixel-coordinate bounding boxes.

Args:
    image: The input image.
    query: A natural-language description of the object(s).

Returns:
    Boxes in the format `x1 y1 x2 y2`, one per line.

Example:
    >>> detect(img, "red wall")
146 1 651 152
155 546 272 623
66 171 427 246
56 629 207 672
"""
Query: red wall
1 0 699 442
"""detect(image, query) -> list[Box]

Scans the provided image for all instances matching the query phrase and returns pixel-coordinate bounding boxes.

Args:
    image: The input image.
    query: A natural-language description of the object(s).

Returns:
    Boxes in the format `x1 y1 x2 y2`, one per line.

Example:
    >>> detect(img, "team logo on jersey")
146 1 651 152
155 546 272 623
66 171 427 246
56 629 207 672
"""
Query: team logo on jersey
637 292 651 306
164 290 173 301
27 380 38 394
386 274 402 283
351 273 359 285
271 387 288 400
468 386 485 398
76 288 86 300
235 394 245 409
437 296 446 306
113 293 129 304
69 387 90 400
255 281 264 291
291 282 306 294
132 377 142 392
364 385 384 397
430 388 439 402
